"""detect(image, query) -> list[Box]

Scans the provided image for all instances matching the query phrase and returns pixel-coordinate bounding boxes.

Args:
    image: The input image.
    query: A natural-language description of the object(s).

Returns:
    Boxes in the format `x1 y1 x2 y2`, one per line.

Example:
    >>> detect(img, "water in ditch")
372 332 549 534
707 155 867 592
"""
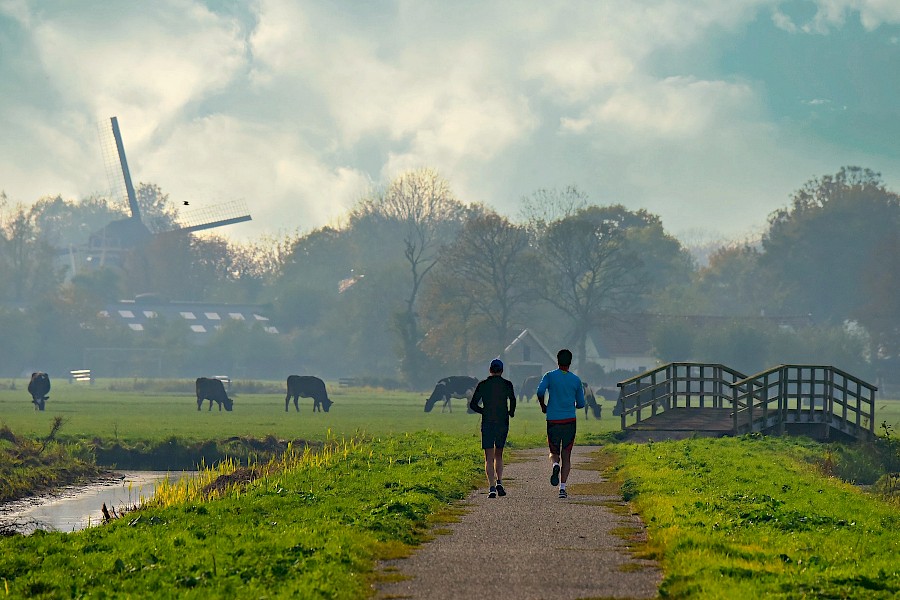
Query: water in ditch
0 471 193 535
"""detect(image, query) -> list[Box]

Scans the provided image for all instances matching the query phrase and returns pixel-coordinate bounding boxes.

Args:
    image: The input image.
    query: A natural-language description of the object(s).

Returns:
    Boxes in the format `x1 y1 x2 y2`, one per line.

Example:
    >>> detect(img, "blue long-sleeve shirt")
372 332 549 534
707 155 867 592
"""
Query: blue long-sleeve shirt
536 368 585 421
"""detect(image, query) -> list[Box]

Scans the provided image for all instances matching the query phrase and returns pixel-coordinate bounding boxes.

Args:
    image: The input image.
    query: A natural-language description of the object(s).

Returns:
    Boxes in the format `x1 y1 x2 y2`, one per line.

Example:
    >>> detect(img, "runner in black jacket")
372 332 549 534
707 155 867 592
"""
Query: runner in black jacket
470 358 516 498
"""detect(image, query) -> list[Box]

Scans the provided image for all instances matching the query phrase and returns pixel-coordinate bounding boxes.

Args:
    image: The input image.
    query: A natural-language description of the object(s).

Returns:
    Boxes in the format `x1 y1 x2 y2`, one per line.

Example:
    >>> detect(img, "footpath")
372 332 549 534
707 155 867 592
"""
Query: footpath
374 445 662 600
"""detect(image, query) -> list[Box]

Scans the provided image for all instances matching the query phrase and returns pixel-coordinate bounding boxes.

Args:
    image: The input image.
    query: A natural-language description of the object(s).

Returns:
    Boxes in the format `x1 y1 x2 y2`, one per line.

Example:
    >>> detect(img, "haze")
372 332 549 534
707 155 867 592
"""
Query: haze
1 0 898 244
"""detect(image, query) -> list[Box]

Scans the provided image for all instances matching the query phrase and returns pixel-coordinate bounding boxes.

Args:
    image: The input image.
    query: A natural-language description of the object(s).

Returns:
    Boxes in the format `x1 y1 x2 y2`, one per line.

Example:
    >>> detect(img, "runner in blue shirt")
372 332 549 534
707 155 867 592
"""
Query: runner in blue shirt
536 349 585 499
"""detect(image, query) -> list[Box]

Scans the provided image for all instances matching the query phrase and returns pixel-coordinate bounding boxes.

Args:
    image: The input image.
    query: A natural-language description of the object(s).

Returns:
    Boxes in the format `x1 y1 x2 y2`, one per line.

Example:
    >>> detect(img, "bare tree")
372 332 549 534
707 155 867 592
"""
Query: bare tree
351 168 467 385
535 209 646 371
429 210 540 358
519 186 589 233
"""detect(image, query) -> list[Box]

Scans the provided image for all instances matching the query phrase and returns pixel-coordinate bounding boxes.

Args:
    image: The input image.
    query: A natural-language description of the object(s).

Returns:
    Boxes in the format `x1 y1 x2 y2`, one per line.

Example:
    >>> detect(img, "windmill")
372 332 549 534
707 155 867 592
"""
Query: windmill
83 116 252 268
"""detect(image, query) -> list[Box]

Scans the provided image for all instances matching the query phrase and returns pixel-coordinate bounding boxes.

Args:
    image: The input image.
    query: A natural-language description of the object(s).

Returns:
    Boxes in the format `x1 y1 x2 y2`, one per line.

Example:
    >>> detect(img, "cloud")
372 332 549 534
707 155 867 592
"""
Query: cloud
1 0 898 247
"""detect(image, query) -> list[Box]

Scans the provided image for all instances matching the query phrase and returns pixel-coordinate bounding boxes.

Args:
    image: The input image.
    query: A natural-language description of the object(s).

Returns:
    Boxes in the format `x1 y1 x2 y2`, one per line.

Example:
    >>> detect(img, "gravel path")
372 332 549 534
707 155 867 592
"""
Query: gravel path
374 445 662 599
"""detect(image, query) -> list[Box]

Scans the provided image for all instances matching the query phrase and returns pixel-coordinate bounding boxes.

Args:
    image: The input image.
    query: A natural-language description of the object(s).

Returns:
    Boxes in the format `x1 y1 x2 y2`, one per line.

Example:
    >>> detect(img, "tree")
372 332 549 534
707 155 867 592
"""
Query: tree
761 166 900 323
534 207 646 371
349 168 468 386
422 209 540 363
854 229 900 380
0 203 64 302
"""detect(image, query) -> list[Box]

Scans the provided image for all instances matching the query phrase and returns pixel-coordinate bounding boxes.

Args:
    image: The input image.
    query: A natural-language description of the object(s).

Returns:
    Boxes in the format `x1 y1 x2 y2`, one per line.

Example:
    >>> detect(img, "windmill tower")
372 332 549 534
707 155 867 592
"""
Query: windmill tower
86 116 252 267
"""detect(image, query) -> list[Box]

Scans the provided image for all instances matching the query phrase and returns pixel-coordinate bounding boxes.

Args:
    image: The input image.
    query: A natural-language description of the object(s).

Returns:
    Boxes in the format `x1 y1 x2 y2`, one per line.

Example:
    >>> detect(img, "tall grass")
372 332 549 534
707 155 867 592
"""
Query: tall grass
0 431 482 598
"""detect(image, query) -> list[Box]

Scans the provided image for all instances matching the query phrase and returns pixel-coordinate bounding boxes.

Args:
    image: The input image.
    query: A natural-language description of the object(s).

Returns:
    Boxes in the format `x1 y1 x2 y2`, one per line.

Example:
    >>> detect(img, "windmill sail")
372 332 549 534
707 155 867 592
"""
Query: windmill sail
175 199 252 233
98 117 140 219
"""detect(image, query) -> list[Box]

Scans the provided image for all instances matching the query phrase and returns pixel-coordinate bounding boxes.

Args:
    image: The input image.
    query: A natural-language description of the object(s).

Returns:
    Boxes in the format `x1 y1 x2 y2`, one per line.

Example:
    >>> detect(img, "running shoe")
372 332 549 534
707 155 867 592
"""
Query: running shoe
558 488 568 499
496 482 506 497
488 487 497 499
550 464 560 487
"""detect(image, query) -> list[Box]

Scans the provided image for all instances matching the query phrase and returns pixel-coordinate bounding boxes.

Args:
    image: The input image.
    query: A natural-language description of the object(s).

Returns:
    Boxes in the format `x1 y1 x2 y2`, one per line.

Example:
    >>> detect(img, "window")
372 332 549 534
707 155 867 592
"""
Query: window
143 311 157 318
190 325 207 333
118 310 135 318
179 311 197 320
253 314 269 321
228 313 245 320
265 326 279 334
205 312 221 320
128 323 144 331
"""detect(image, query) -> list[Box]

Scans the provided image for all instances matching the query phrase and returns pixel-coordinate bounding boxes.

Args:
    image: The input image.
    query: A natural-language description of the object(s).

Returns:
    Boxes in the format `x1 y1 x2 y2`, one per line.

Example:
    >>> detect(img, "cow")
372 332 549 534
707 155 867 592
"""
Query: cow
196 377 233 411
424 376 478 413
518 375 541 403
582 383 602 419
28 372 50 411
285 375 333 412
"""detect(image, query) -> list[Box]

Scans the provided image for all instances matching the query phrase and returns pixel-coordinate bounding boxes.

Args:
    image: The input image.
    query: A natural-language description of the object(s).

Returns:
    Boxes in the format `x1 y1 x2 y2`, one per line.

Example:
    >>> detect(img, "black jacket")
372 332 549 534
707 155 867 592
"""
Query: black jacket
470 375 516 422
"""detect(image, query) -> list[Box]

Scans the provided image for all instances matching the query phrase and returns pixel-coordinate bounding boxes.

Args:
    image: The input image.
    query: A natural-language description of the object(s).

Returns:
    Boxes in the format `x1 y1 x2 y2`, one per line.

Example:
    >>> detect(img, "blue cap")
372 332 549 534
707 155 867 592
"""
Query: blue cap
490 358 504 373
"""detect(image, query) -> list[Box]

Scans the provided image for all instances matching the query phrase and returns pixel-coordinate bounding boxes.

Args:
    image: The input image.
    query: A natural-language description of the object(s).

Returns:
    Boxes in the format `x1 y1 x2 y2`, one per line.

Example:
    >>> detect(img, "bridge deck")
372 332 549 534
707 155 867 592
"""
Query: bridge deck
625 407 735 432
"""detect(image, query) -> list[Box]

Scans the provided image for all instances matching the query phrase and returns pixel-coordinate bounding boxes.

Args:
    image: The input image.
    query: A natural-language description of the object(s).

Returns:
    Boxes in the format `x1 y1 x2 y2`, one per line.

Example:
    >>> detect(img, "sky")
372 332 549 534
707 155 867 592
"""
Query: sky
1 0 898 245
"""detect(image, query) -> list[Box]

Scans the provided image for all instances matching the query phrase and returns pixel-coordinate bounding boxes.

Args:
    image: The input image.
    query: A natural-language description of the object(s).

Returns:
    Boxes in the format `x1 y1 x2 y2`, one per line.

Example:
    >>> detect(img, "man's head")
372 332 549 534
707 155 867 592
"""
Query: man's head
557 349 573 369
490 358 504 374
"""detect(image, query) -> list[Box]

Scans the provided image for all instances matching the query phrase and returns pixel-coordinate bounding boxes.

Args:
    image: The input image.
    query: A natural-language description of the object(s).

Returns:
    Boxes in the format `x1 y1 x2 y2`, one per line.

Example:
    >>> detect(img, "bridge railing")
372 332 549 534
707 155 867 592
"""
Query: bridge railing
730 365 877 438
617 362 748 429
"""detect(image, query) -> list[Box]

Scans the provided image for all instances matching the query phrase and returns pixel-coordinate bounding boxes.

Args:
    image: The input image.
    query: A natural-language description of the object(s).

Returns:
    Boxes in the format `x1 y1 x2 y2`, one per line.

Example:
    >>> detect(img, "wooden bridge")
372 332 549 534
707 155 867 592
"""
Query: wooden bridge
616 363 877 442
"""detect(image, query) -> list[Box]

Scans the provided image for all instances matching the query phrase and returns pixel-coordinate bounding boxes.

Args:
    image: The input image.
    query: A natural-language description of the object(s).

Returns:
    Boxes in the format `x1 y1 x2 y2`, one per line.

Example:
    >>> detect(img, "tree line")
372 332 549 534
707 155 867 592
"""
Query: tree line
0 166 897 390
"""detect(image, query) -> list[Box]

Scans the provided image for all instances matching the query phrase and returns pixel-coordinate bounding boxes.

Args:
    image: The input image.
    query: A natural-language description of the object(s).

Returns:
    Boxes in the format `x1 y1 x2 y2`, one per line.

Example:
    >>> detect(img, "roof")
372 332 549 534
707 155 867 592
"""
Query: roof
502 329 557 364
100 298 278 339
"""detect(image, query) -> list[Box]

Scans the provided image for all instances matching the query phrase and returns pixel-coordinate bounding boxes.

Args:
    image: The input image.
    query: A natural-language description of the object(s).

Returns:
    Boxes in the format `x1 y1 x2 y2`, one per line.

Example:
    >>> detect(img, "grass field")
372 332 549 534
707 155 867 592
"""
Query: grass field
0 379 620 447
2 380 899 598
612 436 900 598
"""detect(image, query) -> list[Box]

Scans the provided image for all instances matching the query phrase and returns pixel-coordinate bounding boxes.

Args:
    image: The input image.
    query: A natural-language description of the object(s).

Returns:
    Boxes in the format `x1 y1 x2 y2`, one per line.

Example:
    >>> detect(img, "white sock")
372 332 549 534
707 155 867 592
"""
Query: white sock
553 462 560 469
560 482 566 491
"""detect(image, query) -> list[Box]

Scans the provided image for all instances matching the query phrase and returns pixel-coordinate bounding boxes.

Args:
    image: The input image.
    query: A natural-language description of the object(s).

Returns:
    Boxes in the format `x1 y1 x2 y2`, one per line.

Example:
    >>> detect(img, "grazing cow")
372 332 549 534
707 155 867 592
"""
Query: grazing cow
196 377 233 411
518 375 541 403
424 376 478 413
285 375 333 412
582 383 602 419
28 372 50 411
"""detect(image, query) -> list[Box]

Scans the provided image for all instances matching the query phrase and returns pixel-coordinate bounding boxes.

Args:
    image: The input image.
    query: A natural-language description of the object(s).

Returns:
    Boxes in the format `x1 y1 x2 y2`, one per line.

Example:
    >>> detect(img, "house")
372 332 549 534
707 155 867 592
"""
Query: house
497 329 558 386
585 318 658 373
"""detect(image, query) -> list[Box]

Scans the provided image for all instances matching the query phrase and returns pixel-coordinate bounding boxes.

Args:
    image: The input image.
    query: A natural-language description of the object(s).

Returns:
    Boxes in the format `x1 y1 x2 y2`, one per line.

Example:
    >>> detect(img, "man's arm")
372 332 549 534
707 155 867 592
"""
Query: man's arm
536 373 549 414
575 380 586 409
507 381 516 417
469 383 484 414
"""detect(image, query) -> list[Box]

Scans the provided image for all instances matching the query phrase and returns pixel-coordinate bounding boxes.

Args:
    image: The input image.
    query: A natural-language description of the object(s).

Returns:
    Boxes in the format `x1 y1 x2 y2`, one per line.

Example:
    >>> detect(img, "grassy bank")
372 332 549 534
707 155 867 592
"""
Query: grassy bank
610 435 900 599
0 422 102 503
0 431 482 598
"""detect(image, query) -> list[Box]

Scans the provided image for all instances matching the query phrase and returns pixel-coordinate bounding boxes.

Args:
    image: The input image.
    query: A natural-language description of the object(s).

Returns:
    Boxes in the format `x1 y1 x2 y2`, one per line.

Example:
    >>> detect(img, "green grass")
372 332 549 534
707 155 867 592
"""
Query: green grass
0 422 103 503
0 432 483 599
0 381 618 447
610 435 900 599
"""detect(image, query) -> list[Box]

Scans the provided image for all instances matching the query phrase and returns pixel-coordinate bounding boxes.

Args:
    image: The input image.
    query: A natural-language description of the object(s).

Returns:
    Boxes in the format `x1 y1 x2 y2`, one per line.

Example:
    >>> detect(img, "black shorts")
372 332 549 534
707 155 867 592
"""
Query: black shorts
547 419 576 454
481 420 509 449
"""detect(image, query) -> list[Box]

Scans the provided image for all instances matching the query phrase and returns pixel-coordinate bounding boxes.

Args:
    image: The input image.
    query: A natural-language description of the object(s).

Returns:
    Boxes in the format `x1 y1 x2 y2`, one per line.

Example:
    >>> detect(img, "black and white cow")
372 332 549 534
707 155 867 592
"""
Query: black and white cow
196 377 233 411
582 382 602 419
424 376 478 413
518 375 541 403
285 375 333 412
28 372 50 411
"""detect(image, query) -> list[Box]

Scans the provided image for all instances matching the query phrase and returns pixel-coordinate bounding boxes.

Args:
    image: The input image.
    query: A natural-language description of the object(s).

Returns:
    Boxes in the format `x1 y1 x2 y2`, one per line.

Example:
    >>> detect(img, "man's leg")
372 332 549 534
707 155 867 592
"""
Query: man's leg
484 448 497 488
494 447 504 483
560 443 574 484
